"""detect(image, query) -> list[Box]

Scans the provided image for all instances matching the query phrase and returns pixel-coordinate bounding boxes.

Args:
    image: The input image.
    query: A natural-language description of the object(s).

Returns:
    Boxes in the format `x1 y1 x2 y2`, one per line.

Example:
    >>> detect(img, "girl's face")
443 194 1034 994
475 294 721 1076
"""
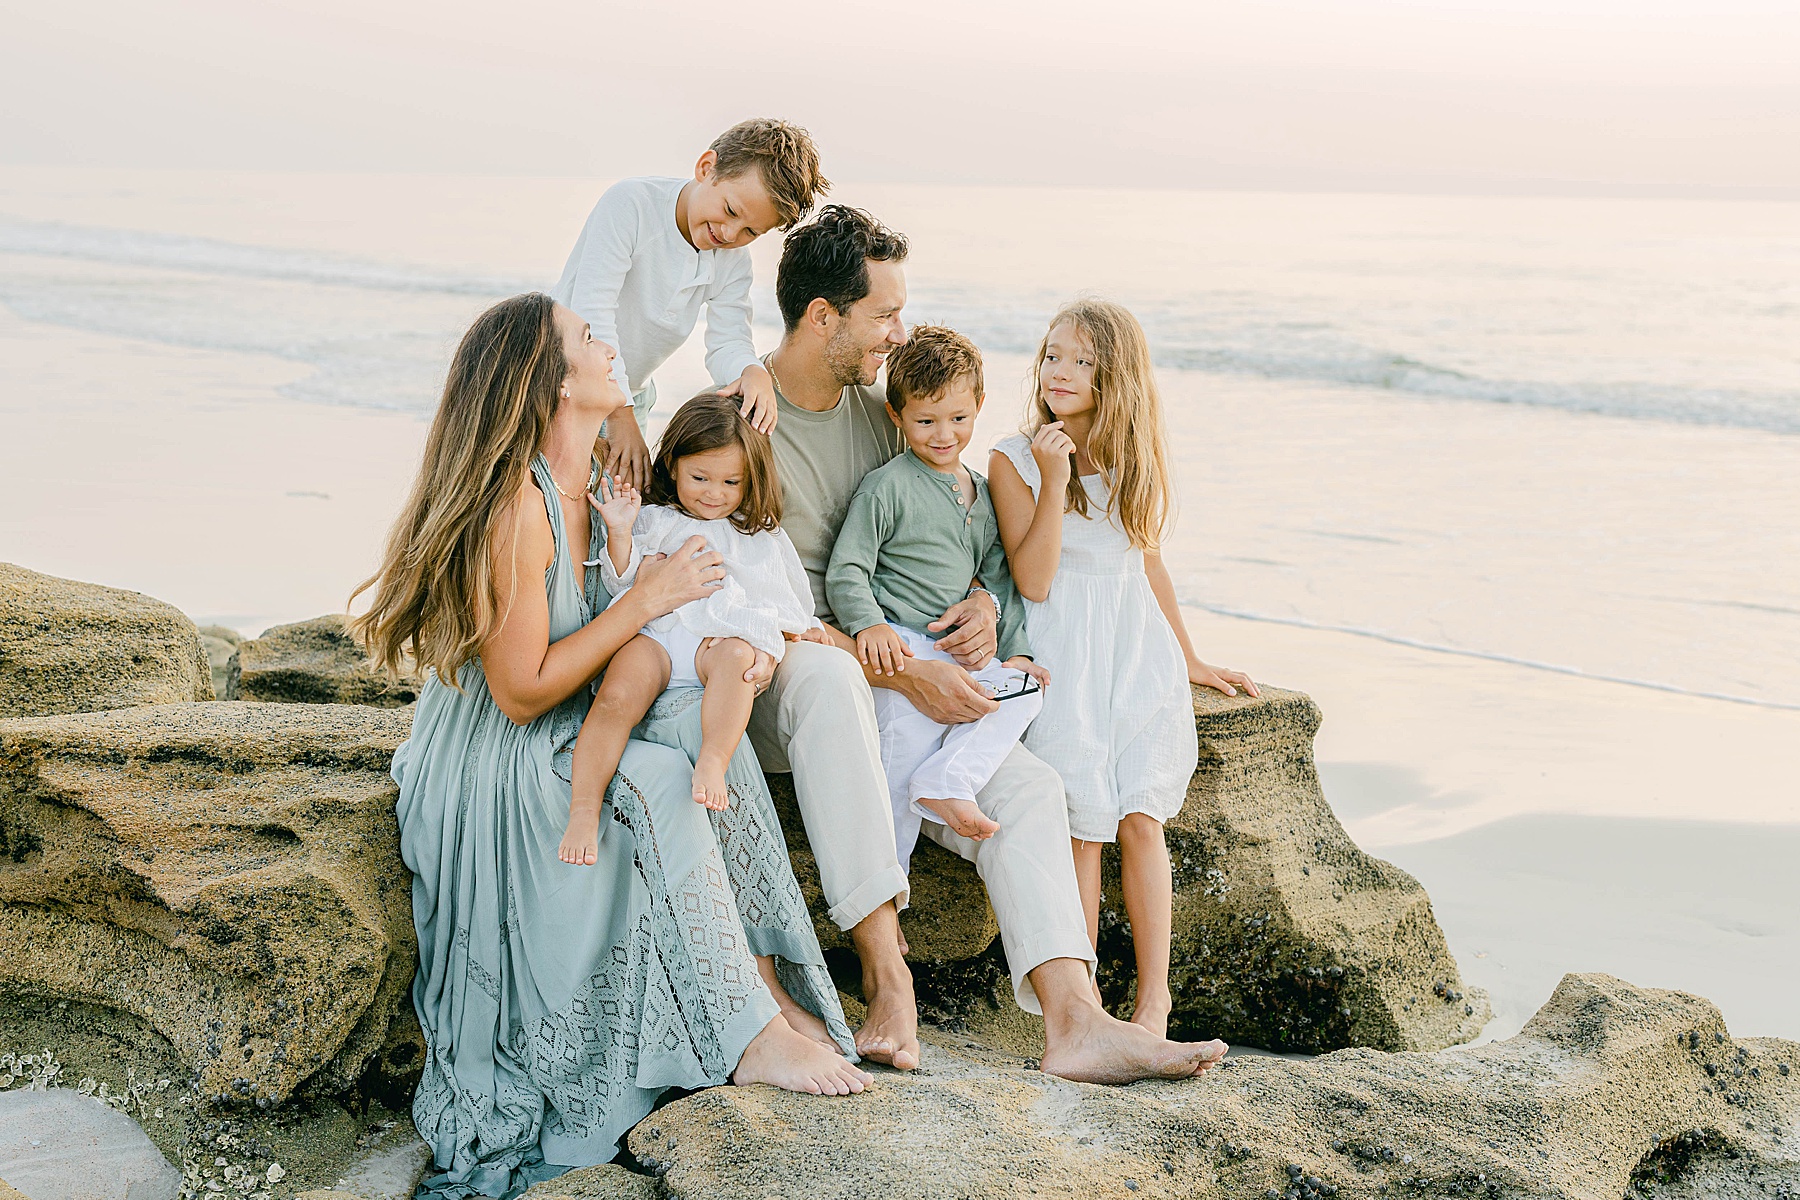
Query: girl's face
673 444 746 522
554 303 627 417
1038 321 1098 419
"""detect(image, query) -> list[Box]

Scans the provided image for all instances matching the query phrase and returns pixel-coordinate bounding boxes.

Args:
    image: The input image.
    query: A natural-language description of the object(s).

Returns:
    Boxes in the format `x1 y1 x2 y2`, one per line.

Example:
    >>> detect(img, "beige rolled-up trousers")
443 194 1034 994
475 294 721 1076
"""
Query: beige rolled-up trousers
748 641 1095 1014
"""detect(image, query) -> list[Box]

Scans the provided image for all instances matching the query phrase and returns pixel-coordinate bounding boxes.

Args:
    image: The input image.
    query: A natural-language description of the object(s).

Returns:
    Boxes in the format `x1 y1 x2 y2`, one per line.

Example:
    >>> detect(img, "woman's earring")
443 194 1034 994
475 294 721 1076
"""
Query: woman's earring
561 386 570 399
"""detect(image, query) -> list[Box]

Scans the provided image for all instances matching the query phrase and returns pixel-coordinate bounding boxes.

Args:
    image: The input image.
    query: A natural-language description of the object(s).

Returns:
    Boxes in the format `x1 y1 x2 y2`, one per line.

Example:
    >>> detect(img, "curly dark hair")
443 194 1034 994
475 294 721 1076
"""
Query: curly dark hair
774 205 909 332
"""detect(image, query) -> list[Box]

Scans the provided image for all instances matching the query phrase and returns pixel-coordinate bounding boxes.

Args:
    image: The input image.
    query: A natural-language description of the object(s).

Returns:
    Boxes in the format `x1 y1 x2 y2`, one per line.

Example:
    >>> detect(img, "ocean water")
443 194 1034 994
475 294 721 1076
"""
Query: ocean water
1 169 1797 712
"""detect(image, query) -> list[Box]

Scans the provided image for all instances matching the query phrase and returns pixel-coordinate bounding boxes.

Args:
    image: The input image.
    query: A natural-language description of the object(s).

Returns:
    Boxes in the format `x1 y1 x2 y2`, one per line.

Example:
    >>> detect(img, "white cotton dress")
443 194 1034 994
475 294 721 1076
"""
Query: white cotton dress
993 434 1198 843
591 504 822 687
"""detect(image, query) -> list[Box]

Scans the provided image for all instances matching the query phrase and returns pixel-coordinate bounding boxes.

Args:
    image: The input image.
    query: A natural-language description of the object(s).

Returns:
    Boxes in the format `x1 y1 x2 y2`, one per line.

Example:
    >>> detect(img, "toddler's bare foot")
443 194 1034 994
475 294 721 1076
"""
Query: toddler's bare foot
1130 990 1173 1039
691 757 730 811
558 806 601 866
919 797 998 841
781 1004 845 1053
733 1015 872 1095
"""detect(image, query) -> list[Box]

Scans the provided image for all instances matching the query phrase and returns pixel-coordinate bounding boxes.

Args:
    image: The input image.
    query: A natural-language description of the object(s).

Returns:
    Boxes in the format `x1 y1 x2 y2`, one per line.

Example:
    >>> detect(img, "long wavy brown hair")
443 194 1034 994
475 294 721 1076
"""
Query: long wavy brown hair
1026 298 1173 551
349 293 580 685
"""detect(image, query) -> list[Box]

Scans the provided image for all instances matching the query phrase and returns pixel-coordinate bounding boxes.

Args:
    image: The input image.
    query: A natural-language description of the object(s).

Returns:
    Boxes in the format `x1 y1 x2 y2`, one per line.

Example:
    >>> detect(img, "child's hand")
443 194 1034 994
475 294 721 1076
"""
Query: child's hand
1189 658 1259 698
589 473 641 532
603 415 651 492
1005 656 1051 688
796 625 835 646
856 624 911 677
1030 421 1076 487
718 364 778 435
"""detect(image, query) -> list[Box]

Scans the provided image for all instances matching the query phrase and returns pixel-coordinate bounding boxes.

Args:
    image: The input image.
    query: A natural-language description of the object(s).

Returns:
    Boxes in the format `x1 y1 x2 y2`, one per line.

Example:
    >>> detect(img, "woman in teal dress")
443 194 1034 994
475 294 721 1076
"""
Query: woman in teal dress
353 294 868 1200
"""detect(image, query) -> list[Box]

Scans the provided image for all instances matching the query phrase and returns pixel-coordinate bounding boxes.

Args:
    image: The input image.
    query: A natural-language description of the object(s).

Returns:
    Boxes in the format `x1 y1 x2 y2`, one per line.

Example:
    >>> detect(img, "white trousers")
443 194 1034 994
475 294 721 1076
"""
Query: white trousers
748 639 1093 1014
872 628 1043 875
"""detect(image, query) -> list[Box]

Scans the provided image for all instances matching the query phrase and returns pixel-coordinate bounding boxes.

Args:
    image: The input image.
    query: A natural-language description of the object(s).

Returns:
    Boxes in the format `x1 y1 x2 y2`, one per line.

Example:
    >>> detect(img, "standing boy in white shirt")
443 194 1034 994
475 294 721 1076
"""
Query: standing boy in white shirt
553 118 829 489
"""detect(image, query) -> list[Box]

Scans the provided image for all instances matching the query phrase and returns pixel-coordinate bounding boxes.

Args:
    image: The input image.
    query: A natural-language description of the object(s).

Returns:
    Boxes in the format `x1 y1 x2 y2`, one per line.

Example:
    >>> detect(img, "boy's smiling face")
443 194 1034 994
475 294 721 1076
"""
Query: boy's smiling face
680 152 782 250
888 378 982 472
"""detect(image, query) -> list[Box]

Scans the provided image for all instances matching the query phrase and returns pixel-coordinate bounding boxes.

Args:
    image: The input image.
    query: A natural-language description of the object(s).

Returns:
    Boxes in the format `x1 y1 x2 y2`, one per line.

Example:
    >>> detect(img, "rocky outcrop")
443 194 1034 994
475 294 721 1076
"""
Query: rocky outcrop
1110 684 1487 1052
228 616 419 707
0 702 420 1110
0 563 213 718
548 973 1796 1200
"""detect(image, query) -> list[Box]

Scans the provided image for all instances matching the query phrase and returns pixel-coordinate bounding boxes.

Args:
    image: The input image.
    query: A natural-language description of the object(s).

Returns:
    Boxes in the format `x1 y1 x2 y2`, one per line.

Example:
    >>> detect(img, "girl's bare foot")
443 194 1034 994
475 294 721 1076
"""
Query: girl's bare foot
733 1014 873 1096
1130 990 1173 1039
780 1005 844 1053
558 806 601 866
691 757 730 811
920 797 998 841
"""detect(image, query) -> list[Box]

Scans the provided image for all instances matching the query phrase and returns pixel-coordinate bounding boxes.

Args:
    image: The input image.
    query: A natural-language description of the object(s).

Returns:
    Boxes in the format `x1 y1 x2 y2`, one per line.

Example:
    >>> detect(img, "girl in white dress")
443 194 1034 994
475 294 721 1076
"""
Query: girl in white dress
988 299 1257 1036
559 393 832 866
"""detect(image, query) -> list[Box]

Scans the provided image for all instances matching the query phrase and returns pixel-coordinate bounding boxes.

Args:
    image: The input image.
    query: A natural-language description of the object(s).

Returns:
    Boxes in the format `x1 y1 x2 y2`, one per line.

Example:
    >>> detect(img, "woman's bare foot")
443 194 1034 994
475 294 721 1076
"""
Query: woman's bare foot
1040 1005 1226 1084
780 1005 844 1053
732 1014 872 1095
1130 990 1173 1039
919 797 998 841
691 756 730 811
855 972 921 1071
558 804 601 866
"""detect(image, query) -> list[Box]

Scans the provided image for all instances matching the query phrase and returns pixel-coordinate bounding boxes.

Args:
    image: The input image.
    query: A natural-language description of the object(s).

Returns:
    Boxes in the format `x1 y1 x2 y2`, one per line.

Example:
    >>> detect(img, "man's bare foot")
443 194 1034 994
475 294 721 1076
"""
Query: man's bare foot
558 805 601 866
732 1014 872 1095
1040 1007 1226 1084
1129 991 1173 1039
855 973 921 1071
691 757 730 812
919 797 998 841
780 1004 844 1054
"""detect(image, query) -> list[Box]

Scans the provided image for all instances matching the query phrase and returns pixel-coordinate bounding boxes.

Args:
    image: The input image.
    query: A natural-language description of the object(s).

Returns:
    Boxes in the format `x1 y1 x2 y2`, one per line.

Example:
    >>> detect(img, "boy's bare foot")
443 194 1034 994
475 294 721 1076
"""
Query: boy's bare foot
558 806 601 866
691 757 730 811
732 1014 872 1096
1040 1006 1226 1084
855 974 921 1071
1129 991 1173 1039
919 797 998 841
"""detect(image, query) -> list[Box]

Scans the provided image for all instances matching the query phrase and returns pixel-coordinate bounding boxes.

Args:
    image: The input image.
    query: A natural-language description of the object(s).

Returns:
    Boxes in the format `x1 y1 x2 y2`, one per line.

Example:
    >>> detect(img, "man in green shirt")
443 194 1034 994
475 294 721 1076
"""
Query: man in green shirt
746 205 1227 1084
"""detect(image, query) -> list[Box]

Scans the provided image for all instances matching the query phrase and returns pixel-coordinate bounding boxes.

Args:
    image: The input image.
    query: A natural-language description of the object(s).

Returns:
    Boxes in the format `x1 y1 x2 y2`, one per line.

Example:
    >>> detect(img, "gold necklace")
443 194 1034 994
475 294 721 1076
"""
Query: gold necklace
547 463 591 504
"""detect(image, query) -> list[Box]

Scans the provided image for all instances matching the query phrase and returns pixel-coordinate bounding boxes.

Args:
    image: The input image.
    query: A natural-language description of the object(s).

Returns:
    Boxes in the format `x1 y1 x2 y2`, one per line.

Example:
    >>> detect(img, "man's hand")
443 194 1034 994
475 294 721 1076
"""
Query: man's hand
855 623 911 677
603 413 651 492
881 657 1000 724
718 363 778 435
1004 656 1051 688
928 593 998 668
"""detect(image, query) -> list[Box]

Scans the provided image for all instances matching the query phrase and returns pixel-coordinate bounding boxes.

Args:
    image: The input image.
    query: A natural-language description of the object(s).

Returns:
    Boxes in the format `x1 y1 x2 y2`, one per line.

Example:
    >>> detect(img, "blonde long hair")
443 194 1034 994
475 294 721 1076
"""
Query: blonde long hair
1026 298 1172 550
349 293 576 684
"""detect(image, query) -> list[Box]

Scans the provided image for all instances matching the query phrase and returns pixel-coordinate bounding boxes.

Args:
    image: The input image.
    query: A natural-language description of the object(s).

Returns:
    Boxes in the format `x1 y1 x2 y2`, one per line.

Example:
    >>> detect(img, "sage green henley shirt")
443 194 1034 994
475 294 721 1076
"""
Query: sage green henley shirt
825 449 1033 663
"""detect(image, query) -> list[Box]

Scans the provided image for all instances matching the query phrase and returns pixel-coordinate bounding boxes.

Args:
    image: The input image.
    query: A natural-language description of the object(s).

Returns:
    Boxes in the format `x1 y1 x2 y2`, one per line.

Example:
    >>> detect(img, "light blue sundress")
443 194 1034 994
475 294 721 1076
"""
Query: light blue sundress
394 456 852 1199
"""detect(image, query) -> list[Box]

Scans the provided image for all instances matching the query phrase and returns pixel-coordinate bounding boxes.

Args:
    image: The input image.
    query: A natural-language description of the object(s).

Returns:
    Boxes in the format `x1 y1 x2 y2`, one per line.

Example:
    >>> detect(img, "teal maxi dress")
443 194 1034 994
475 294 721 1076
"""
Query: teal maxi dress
393 456 853 1199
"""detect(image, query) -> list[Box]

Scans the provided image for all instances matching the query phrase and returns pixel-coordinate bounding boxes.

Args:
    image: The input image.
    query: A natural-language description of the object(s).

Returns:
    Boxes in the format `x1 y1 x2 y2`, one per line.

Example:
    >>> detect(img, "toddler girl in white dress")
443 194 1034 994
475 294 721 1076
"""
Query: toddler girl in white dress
559 393 831 866
988 299 1258 1037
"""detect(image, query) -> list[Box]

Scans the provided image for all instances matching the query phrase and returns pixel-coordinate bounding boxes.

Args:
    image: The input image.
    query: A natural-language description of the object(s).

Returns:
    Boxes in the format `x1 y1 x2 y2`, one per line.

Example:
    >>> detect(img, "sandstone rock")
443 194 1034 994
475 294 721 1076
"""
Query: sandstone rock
0 563 213 718
573 973 1798 1200
0 1178 28 1200
197 625 242 699
520 1165 660 1199
1102 685 1487 1052
0 702 419 1109
228 615 419 707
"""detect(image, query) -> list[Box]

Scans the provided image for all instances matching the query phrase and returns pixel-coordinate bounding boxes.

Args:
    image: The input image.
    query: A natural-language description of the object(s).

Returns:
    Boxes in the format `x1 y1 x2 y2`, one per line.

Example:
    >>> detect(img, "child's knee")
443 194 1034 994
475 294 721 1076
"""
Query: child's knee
703 636 758 672
1117 812 1165 846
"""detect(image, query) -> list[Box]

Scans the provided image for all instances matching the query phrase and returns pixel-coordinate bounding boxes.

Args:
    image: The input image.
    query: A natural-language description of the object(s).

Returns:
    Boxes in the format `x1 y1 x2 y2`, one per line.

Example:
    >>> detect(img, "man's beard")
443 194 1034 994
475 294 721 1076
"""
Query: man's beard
823 327 878 389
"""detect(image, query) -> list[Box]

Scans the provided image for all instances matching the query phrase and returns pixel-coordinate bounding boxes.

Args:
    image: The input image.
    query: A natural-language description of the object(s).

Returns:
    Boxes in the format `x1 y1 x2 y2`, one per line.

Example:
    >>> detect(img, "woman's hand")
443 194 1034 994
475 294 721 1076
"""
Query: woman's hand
603 414 652 492
1189 658 1259 698
718 364 778 435
631 536 724 620
590 473 641 534
1029 421 1076 488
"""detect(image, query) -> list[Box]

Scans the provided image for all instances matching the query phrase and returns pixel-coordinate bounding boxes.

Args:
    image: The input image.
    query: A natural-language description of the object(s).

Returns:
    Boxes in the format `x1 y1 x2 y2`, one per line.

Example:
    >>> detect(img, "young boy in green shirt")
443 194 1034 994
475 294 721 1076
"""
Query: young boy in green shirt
826 326 1049 872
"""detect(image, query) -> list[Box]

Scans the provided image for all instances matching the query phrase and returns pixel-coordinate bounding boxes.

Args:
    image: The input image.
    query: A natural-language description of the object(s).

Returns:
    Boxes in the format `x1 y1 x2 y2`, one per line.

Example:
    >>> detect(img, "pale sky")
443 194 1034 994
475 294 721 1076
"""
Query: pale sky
4 0 1797 196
